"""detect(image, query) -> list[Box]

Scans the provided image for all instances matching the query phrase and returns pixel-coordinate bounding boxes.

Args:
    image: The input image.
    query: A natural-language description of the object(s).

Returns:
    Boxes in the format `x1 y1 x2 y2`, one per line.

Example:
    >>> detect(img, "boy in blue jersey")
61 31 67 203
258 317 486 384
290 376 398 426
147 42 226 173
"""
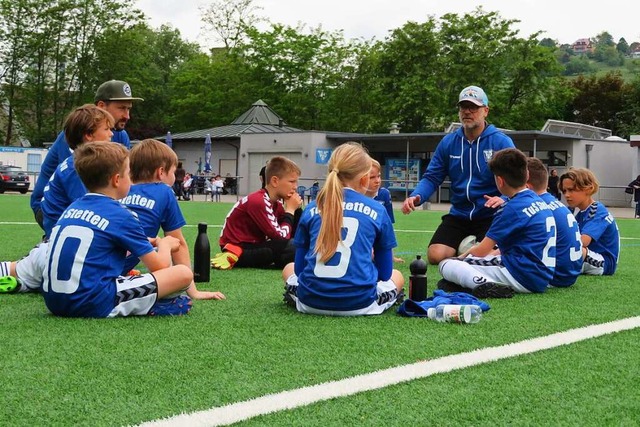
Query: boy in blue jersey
41 105 115 238
123 139 225 300
527 158 583 287
1 105 114 294
42 142 193 318
282 142 405 316
438 148 556 297
402 86 515 265
560 168 620 276
30 80 143 229
366 158 404 263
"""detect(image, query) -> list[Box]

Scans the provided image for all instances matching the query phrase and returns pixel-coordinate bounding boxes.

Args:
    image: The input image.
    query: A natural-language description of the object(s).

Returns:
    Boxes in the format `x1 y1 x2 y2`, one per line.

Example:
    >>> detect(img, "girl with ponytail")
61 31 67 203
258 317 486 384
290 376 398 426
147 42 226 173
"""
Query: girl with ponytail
282 142 404 316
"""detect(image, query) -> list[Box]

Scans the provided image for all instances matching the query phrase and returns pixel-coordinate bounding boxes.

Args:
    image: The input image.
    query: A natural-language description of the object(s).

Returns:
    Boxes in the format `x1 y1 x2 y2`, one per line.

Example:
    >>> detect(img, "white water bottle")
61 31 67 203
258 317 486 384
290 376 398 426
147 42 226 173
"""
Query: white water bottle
427 304 482 324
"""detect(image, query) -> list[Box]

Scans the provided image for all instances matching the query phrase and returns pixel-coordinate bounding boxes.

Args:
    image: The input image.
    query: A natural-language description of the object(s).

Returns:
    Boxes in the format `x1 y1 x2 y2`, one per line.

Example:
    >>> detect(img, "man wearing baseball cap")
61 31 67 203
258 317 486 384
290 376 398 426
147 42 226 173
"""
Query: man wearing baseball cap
402 85 515 266
30 80 143 229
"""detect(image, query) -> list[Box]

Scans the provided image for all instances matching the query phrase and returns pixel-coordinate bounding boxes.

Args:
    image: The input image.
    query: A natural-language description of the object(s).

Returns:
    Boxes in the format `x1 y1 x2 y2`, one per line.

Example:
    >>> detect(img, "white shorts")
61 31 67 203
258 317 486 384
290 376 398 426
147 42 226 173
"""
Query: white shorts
107 274 159 318
443 255 531 294
15 241 49 292
581 249 605 276
285 274 398 316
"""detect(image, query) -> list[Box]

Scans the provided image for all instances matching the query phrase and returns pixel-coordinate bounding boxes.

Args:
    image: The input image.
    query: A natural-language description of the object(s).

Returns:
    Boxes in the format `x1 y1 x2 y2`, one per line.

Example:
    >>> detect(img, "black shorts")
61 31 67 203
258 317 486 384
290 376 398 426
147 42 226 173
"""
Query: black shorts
429 214 494 250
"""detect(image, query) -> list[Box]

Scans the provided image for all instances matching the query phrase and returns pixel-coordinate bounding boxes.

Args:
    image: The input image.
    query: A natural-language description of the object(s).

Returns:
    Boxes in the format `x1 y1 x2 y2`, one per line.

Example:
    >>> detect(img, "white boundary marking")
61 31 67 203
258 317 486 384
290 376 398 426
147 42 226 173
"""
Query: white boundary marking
2 222 640 240
140 316 640 427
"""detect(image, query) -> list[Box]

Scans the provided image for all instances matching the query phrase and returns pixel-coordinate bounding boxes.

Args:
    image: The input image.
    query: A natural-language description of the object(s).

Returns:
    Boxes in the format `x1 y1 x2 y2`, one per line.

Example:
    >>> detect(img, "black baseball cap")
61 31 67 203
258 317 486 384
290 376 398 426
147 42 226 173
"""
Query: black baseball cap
94 80 144 102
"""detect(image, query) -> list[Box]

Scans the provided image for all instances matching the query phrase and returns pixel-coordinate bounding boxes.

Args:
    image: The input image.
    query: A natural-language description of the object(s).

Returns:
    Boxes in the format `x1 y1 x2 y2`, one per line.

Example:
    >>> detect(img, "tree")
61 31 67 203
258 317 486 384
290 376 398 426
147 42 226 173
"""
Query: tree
616 37 630 55
200 0 264 49
568 72 627 134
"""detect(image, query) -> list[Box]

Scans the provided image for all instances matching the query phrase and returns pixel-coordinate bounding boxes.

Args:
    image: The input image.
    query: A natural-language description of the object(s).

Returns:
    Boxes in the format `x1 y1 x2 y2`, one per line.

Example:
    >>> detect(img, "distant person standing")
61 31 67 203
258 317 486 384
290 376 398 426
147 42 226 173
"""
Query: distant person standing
30 80 143 229
627 174 640 218
547 169 561 200
174 162 186 200
401 85 515 265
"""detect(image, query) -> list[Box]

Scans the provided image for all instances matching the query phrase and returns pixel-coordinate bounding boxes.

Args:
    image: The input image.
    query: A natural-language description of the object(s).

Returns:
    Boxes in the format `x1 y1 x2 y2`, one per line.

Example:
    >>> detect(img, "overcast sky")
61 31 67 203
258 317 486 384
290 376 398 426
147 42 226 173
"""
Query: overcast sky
136 0 639 49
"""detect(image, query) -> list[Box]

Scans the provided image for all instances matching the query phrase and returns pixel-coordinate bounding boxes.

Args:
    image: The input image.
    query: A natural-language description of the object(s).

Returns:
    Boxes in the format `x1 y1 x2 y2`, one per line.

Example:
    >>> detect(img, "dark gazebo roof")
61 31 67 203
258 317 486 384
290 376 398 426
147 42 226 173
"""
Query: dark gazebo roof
159 100 301 142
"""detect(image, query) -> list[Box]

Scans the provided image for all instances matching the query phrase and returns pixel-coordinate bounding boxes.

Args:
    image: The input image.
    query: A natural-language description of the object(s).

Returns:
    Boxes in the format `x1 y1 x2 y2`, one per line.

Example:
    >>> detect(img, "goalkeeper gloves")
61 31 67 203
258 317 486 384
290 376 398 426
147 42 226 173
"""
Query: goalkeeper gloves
211 244 243 270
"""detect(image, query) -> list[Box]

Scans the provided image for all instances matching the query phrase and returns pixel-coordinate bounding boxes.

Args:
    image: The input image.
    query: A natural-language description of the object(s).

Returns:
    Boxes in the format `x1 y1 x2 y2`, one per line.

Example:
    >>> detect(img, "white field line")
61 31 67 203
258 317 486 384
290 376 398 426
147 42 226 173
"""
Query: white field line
2 221 640 240
139 316 640 427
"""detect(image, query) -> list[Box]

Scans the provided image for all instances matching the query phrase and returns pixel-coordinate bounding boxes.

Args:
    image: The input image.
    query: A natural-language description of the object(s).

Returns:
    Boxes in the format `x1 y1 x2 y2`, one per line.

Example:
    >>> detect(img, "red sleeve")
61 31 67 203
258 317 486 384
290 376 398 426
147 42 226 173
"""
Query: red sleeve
245 192 294 240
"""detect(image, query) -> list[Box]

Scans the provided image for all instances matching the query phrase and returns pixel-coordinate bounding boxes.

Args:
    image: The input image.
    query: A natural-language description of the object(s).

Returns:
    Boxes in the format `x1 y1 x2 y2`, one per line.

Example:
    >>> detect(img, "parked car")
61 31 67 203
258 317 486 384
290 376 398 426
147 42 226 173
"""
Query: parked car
0 165 30 194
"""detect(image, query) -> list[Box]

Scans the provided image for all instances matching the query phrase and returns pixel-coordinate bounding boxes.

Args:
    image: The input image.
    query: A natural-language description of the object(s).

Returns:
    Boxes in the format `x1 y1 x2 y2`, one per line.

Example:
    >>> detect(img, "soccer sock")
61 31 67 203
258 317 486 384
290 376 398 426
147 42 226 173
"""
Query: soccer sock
439 259 488 290
0 261 11 277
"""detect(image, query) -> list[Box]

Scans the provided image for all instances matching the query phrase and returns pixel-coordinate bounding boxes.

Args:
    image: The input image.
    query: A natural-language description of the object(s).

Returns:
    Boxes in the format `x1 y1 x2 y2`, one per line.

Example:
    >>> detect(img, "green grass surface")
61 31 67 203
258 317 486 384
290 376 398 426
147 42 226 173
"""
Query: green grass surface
1 194 639 426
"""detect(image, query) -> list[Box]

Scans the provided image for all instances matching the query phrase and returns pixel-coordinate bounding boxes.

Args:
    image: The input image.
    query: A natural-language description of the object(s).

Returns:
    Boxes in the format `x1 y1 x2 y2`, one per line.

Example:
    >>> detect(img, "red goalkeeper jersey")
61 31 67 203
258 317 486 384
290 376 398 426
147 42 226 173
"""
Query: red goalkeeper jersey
219 189 294 247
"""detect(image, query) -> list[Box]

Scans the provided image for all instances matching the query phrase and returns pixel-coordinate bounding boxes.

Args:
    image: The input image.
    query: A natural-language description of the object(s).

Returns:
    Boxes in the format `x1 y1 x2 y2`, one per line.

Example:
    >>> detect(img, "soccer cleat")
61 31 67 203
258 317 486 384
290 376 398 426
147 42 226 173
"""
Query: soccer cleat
282 291 297 308
0 276 18 294
472 282 515 299
436 278 469 294
148 295 192 316
395 289 406 305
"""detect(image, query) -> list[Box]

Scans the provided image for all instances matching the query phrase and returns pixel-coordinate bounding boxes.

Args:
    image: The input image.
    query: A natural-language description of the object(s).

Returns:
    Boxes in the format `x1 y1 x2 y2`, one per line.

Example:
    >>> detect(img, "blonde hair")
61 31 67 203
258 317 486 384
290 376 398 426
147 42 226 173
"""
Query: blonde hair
314 142 372 262
74 141 128 191
129 139 178 182
370 158 381 172
559 168 599 196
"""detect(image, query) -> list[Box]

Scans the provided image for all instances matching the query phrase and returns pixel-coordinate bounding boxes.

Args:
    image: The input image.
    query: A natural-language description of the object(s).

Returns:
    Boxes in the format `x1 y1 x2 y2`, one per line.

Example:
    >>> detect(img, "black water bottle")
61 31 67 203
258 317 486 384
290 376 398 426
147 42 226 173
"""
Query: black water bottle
193 222 210 283
409 255 428 301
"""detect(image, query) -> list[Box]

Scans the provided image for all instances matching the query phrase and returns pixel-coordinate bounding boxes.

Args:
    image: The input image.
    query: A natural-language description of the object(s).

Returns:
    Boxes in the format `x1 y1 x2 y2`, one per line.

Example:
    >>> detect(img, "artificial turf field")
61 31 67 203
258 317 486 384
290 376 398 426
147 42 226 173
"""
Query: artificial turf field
1 194 639 426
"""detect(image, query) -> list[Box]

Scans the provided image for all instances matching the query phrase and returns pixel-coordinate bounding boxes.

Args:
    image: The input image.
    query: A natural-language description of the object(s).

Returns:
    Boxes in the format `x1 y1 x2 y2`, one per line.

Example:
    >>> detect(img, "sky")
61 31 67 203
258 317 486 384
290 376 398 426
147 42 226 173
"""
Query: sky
136 0 639 49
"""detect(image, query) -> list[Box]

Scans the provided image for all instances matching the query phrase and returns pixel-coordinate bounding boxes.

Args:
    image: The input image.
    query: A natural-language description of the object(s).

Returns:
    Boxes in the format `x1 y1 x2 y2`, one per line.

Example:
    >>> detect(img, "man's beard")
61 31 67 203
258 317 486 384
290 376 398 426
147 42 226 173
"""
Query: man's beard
114 120 127 131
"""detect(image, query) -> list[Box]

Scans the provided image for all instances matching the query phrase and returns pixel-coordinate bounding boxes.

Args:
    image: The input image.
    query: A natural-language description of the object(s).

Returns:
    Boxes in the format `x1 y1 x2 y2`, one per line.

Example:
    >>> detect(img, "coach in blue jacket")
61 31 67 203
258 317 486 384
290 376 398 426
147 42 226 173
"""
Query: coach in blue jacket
402 85 515 265
30 80 143 228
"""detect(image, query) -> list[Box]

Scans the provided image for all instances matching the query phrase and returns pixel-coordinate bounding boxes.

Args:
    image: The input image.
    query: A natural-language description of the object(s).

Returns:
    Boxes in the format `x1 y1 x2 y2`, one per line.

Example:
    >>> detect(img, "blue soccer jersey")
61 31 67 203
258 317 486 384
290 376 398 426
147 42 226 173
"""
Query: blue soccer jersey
42 194 154 318
41 155 87 238
120 182 186 272
486 189 556 292
294 188 397 311
373 187 395 223
31 130 130 216
575 201 620 275
540 192 583 287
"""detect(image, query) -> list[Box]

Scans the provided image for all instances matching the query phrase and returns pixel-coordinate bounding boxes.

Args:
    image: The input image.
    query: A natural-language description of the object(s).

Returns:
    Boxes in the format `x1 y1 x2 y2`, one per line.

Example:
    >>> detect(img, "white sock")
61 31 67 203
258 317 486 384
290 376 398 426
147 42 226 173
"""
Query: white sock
439 259 489 290
0 261 11 277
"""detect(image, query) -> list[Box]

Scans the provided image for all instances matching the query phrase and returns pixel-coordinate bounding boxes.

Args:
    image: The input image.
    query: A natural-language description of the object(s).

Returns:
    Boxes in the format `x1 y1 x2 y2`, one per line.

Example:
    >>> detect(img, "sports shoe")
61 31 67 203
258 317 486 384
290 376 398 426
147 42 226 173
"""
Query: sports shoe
0 276 18 294
436 278 469 294
282 291 297 308
472 282 515 299
395 289 406 305
148 295 192 316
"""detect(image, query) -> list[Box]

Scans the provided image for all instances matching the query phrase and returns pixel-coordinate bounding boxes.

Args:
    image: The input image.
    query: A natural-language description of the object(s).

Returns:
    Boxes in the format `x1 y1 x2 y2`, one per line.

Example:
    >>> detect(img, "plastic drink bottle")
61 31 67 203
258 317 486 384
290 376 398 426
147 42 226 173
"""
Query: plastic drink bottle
193 222 211 283
409 255 428 300
427 304 482 324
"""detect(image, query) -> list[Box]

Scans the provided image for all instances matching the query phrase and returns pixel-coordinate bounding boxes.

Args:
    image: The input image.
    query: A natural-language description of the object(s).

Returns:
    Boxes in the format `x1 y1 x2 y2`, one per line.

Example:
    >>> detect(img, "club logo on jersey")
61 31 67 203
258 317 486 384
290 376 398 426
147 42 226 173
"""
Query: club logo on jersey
483 149 494 162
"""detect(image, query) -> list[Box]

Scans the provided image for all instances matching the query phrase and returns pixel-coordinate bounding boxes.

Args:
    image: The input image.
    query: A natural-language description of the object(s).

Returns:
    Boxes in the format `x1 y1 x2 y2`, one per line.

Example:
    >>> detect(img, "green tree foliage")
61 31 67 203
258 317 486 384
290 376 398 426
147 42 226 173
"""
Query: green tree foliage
567 72 627 135
616 37 630 55
92 23 200 138
0 0 143 145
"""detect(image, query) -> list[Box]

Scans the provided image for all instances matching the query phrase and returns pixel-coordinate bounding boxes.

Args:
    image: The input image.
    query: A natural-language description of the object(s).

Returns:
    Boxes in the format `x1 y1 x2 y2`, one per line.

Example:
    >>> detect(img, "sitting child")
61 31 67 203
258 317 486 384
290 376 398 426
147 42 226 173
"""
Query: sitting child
42 142 193 317
211 156 303 269
559 168 619 276
282 142 405 316
438 148 556 297
1 104 114 294
121 139 225 300
526 158 583 287
365 158 404 263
